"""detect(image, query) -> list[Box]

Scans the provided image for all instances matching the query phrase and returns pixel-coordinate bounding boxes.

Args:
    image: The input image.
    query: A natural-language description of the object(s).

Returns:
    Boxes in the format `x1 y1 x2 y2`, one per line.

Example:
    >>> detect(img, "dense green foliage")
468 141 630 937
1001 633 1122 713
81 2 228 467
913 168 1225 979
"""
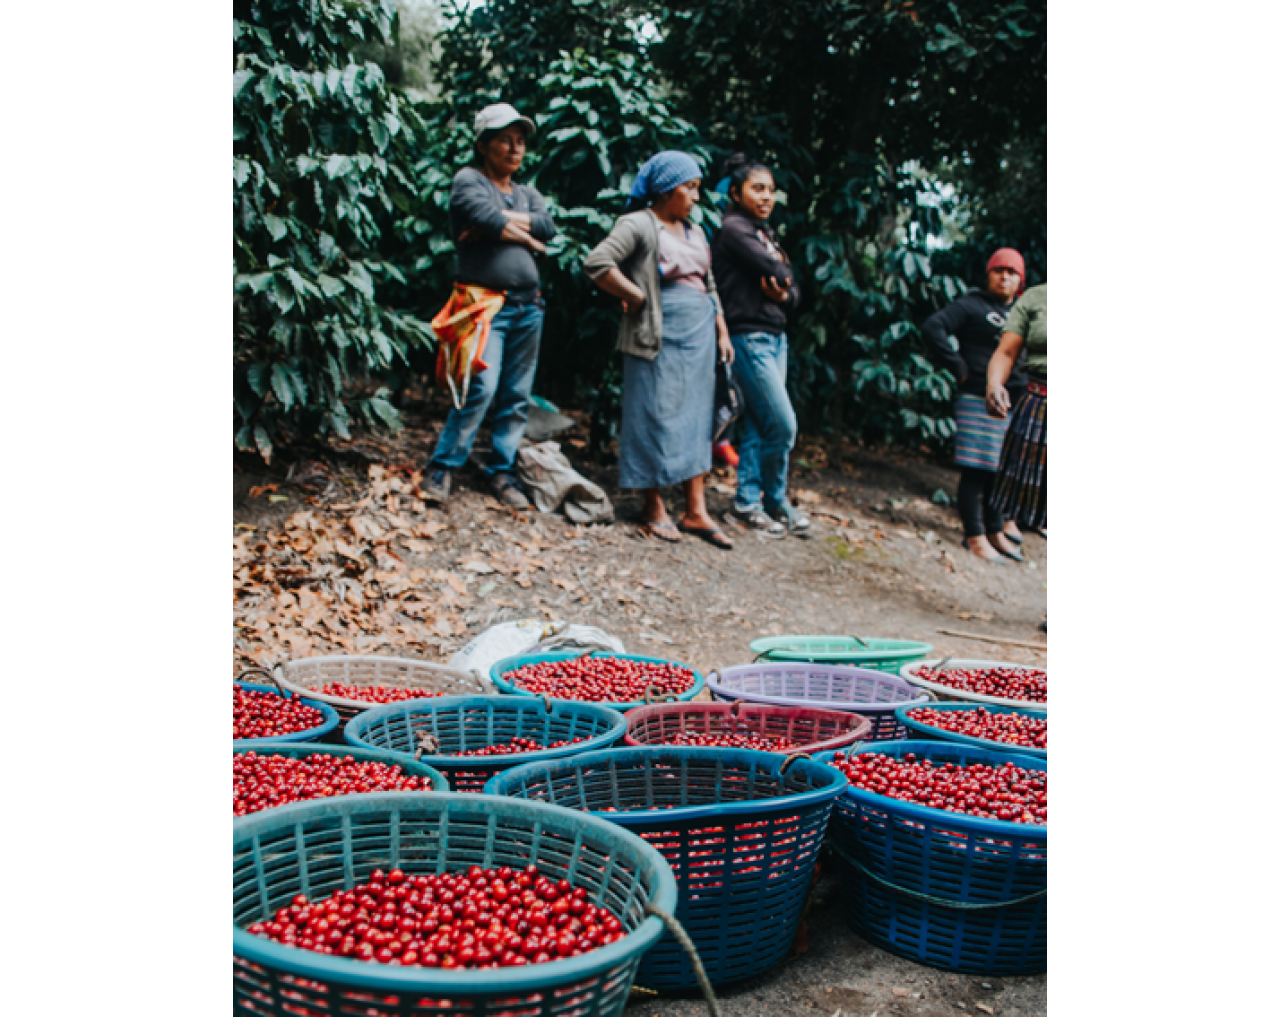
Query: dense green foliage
233 0 435 460
233 0 1046 460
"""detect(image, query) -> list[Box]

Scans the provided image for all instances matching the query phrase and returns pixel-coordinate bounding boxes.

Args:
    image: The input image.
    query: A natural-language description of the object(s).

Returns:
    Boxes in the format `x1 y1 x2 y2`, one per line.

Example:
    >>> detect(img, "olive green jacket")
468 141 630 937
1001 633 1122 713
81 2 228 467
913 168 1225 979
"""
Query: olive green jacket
582 210 723 361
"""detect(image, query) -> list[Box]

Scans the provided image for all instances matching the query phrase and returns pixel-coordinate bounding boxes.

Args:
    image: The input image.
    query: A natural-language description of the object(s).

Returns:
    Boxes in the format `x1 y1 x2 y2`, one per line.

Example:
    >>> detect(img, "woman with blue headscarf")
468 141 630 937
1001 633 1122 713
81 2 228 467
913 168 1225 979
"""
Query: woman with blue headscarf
583 151 735 549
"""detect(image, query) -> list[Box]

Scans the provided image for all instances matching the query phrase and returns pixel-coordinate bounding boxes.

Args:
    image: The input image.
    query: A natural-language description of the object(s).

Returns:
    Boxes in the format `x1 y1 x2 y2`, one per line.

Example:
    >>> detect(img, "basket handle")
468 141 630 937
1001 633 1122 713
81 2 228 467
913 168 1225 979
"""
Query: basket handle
848 634 871 648
644 905 723 1017
729 698 743 718
933 656 953 671
413 731 440 761
779 751 812 775
643 684 678 705
237 666 290 698
540 694 556 714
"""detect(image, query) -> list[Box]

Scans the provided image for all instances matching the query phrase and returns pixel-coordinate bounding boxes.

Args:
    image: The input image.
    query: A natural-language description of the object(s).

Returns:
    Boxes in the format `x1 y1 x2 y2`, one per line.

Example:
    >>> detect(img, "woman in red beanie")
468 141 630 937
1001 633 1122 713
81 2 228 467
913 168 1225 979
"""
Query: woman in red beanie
920 249 1028 561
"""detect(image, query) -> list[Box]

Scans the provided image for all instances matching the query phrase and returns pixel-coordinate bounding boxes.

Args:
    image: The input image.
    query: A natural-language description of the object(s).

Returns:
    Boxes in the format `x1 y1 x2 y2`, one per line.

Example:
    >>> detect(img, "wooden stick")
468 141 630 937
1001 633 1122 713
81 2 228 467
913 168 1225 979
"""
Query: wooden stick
936 629 1048 652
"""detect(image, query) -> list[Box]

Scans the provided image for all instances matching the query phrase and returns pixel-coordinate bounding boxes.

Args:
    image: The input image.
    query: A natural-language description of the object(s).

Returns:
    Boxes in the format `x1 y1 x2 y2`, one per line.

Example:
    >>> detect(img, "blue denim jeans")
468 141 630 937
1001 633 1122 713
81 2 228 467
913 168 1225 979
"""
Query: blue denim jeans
429 300 544 476
731 330 798 514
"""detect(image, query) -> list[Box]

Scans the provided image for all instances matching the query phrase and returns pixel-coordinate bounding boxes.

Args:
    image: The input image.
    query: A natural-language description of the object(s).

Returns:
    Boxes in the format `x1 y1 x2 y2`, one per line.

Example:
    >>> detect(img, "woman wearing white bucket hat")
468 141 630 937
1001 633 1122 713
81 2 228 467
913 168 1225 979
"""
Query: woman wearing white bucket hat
424 102 556 510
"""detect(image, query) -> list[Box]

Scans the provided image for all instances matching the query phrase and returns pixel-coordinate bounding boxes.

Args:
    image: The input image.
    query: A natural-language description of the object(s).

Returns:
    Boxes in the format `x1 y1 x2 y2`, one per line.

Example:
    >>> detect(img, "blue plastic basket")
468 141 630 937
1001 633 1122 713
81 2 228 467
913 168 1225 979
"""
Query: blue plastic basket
343 695 627 793
814 741 1047 975
894 703 1048 758
486 747 848 990
233 792 678 1016
233 742 450 819
490 651 705 711
235 682 340 748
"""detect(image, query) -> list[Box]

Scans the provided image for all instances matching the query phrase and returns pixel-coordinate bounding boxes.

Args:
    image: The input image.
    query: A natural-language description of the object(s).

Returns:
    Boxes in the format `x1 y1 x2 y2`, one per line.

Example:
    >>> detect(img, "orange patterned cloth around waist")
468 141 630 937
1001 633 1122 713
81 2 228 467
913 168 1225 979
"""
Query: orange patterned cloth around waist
431 284 506 409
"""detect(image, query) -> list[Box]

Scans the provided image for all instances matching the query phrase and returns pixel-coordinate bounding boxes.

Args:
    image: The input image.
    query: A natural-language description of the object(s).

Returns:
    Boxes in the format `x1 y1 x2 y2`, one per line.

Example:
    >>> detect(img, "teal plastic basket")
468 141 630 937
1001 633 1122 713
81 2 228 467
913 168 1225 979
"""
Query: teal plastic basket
343 695 627 792
233 792 678 1016
895 703 1047 758
233 742 449 820
749 635 933 674
234 682 340 748
486 747 847 990
490 651 705 711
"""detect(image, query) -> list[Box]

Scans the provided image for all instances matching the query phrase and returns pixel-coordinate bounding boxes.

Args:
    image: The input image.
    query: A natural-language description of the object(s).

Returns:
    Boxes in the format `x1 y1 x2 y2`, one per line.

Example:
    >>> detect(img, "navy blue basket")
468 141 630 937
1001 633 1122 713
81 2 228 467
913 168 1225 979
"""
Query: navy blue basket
235 682 340 748
895 703 1048 758
343 695 627 793
233 792 678 1016
814 741 1047 975
486 747 848 990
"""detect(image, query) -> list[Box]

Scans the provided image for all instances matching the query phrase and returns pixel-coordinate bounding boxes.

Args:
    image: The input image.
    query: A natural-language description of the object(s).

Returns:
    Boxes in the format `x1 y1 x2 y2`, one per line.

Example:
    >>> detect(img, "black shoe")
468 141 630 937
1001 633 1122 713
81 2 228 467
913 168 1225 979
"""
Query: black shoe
422 467 452 504
490 472 530 510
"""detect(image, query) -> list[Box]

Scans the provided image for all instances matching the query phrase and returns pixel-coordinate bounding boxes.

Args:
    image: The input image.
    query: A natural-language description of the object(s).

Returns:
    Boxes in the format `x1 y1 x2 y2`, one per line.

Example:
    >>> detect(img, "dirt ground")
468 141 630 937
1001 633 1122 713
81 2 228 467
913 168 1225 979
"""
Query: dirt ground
233 392 1047 1016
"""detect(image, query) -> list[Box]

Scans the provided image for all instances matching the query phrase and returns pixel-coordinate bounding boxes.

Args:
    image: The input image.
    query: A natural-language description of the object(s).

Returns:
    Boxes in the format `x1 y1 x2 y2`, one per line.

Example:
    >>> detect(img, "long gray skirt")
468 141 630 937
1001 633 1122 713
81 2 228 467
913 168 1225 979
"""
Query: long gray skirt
618 283 716 490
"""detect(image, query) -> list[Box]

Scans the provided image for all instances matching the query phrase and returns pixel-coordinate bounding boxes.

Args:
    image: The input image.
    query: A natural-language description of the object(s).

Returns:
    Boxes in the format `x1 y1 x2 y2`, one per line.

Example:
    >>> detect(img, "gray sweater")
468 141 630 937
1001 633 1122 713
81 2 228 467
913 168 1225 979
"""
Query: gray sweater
449 166 557 302
582 210 722 360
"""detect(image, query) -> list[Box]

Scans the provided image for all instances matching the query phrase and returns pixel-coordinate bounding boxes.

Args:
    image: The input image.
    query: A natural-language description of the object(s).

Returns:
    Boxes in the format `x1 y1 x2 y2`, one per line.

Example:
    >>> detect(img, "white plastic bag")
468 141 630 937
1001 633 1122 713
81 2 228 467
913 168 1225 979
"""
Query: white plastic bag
447 619 627 681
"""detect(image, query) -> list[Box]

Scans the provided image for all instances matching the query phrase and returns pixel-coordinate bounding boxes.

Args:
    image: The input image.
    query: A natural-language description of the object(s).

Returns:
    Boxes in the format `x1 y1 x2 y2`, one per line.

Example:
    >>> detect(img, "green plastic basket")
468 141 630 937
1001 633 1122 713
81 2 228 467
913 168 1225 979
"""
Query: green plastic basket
749 635 933 674
233 792 678 1016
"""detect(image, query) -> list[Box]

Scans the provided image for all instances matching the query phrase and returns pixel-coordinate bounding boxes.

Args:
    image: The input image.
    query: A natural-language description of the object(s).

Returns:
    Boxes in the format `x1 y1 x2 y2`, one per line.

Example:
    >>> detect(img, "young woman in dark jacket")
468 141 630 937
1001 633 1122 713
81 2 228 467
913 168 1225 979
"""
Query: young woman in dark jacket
710 154 809 538
920 249 1027 561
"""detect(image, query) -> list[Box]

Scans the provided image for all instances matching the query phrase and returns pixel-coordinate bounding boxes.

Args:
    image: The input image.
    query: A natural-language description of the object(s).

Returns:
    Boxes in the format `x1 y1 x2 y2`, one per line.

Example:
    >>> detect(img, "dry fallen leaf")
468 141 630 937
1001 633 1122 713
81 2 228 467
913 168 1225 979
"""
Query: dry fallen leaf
892 987 911 997
793 489 820 504
976 1005 994 1015
460 560 495 574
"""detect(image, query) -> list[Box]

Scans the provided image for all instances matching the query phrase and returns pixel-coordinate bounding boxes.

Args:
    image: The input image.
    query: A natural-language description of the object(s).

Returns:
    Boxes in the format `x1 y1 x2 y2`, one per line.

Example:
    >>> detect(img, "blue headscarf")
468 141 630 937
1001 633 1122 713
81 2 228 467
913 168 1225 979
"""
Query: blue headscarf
628 151 702 204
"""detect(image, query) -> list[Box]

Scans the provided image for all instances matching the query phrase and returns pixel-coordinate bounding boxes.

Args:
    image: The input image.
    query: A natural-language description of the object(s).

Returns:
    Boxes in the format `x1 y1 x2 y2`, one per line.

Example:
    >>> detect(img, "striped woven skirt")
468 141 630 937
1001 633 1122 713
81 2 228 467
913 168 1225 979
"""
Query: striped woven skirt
954 392 1010 471
990 390 1047 529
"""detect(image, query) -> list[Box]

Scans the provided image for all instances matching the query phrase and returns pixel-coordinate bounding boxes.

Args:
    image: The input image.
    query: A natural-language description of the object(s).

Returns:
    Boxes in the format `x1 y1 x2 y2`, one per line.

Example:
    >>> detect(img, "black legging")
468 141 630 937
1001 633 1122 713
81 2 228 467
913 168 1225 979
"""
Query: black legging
957 467 1006 539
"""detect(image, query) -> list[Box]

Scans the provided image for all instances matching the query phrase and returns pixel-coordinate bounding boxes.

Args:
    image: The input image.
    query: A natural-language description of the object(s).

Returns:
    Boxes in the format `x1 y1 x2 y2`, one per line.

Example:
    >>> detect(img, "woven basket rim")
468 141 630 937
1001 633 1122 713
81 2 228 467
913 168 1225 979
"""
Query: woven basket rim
489 650 706 710
270 654 488 711
899 659 1049 710
234 681 340 747
233 791 677 993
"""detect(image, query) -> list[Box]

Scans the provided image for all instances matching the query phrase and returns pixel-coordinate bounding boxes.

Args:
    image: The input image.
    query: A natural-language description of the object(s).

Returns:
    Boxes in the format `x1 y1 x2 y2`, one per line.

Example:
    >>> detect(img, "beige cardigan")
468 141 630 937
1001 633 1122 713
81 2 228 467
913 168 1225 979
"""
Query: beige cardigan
582 210 723 361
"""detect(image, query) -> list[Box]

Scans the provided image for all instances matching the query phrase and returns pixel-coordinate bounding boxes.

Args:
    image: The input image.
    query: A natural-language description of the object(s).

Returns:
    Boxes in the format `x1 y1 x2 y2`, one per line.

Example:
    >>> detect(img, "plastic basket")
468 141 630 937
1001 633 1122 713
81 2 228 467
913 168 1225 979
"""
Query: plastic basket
235 682 341 749
706 663 930 740
245 656 490 724
895 703 1047 758
233 743 450 819
749 635 933 673
814 741 1047 975
486 747 848 990
233 791 678 1016
900 659 1049 710
343 695 628 793
489 651 705 711
625 700 872 754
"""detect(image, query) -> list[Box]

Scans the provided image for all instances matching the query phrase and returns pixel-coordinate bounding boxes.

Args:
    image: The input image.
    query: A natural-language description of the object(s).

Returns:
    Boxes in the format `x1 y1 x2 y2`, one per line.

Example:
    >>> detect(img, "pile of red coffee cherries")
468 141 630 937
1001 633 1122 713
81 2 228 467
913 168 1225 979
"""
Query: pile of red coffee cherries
828 750 1047 825
667 729 801 752
313 683 444 704
907 706 1047 750
234 686 325 740
234 752 433 817
508 656 696 703
452 736 588 758
245 865 626 968
914 665 1047 703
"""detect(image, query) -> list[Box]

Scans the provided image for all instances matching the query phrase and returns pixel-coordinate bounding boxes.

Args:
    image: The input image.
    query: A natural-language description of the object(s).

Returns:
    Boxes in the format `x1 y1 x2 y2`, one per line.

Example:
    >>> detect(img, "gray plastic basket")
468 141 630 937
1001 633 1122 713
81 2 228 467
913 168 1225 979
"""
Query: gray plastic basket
247 655 491 723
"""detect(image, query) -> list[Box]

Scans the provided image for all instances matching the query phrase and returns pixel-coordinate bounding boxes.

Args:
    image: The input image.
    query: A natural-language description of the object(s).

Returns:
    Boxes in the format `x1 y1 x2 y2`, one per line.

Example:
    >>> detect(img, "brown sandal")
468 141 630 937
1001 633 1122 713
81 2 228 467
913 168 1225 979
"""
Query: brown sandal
677 522 734 550
639 520 681 543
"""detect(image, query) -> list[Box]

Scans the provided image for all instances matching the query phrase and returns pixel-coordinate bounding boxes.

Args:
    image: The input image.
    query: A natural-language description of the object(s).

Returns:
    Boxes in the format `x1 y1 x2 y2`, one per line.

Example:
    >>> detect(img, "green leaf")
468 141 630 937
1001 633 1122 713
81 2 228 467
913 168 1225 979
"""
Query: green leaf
271 363 296 410
253 424 274 463
262 214 288 242
317 274 344 298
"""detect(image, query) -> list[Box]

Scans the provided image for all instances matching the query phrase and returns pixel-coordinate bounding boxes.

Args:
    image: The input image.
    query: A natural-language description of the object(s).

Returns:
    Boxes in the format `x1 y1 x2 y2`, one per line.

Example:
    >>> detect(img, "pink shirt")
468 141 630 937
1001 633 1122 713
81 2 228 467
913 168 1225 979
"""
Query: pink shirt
657 224 710 293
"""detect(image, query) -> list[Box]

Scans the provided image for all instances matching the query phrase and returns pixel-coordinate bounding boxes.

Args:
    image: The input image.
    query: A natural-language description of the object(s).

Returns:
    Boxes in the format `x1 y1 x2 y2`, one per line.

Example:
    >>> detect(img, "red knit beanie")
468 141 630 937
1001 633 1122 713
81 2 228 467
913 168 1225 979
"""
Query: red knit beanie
986 248 1026 294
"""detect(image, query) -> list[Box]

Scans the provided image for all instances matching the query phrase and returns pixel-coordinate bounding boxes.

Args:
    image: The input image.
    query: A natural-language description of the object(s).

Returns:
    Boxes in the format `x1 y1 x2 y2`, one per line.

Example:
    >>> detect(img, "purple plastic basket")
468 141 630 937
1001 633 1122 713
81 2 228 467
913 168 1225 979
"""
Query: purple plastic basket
706 662 931 741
